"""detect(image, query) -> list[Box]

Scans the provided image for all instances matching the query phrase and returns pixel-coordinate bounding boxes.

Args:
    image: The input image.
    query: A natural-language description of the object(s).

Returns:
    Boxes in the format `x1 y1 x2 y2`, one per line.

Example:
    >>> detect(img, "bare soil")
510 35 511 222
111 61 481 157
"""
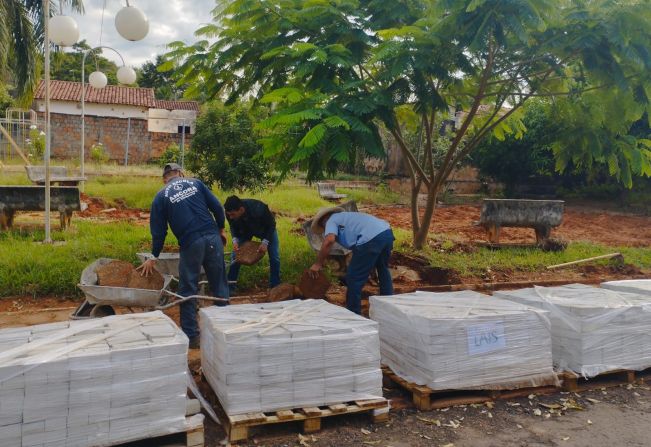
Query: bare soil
370 204 651 247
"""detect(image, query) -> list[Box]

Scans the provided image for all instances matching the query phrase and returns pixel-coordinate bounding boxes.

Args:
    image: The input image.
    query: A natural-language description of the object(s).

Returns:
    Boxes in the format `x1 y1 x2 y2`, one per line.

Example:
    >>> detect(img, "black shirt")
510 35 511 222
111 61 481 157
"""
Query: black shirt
227 199 276 243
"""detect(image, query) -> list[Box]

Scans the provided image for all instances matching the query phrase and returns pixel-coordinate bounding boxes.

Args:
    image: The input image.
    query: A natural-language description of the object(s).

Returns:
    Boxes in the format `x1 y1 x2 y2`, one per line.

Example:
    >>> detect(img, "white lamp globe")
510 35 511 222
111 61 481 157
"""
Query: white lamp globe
49 15 79 47
89 71 108 89
116 66 137 85
115 6 149 41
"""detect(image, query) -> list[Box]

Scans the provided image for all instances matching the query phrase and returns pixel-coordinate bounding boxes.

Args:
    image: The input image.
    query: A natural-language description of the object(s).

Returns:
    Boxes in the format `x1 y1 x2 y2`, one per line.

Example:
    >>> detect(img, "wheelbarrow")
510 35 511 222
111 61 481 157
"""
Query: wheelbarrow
71 258 228 319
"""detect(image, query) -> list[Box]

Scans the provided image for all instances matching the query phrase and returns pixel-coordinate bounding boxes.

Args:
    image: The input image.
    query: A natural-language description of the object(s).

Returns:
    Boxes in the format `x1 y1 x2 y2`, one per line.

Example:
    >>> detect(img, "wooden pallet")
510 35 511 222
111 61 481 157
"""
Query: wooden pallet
119 400 204 447
559 368 651 392
218 399 389 442
382 366 558 410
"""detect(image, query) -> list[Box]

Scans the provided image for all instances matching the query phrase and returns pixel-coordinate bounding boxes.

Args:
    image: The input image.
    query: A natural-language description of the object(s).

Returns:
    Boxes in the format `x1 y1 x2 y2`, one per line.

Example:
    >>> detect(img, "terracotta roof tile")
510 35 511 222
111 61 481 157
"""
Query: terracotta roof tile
34 80 155 107
154 99 200 112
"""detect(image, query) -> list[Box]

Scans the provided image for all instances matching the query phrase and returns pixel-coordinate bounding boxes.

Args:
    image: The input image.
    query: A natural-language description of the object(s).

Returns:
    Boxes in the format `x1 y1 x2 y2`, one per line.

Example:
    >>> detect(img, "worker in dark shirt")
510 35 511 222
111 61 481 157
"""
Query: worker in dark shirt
224 195 281 292
138 163 229 348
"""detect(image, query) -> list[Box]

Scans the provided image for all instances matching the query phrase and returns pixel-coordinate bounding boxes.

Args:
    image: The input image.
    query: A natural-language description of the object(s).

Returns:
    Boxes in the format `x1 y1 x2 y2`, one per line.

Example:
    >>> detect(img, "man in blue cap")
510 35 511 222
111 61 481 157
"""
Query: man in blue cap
309 207 394 314
138 163 229 348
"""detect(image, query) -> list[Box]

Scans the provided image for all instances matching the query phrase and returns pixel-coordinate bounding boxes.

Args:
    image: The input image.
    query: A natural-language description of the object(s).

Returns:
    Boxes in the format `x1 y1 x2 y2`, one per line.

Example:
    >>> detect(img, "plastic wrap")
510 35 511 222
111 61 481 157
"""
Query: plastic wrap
369 291 555 390
199 299 383 415
495 284 651 377
0 311 188 447
601 279 651 296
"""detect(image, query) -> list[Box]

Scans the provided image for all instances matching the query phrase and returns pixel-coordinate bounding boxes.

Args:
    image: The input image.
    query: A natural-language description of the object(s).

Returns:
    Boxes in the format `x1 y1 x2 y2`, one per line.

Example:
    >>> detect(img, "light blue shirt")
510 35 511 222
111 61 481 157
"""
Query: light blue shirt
324 212 390 249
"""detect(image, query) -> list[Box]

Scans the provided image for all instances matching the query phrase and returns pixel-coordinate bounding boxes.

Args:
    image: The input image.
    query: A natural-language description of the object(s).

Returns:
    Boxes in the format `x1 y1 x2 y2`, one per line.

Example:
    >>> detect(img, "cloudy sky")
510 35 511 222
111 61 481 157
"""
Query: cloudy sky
69 0 216 68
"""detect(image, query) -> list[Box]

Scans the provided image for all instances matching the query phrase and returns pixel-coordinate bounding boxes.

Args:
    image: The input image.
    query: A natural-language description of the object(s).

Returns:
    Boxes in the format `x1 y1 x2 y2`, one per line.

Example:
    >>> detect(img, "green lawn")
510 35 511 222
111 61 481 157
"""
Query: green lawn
1 164 650 298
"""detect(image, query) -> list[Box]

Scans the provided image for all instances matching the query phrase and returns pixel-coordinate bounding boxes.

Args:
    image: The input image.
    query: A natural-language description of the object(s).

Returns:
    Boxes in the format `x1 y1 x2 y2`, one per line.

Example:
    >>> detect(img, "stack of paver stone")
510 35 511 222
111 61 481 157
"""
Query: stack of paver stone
369 291 555 390
200 299 383 415
495 283 651 377
0 311 188 447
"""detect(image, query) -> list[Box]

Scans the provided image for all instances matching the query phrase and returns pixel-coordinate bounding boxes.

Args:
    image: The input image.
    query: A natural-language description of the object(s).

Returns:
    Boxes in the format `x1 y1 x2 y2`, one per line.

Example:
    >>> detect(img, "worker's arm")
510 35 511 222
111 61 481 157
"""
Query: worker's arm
309 233 336 277
258 203 276 253
201 182 225 229
138 195 167 276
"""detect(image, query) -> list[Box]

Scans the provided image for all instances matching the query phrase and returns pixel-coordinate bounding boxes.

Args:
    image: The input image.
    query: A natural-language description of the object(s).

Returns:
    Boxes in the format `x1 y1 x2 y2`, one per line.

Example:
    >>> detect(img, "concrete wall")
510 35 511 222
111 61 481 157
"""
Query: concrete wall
34 100 149 120
40 112 193 164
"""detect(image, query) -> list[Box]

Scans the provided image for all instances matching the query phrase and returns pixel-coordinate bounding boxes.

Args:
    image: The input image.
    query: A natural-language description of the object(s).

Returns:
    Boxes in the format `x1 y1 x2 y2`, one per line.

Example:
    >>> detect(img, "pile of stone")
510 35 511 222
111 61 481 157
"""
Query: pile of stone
495 284 651 377
370 291 555 390
0 311 188 446
199 299 383 415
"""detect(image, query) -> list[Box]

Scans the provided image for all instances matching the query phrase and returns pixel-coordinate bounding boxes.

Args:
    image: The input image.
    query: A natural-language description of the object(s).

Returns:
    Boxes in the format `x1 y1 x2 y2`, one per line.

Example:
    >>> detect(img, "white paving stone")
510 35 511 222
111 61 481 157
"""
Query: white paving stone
370 291 555 390
0 311 188 446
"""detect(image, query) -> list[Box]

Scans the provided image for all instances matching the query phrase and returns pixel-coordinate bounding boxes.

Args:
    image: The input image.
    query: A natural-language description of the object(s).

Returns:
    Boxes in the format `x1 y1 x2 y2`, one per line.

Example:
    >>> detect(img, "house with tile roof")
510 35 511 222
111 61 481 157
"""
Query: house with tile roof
33 80 200 163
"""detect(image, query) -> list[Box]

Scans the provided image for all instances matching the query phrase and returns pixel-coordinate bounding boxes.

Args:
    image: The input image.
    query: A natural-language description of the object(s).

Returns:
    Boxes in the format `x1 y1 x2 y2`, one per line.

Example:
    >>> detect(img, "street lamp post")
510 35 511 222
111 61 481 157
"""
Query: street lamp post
80 46 135 191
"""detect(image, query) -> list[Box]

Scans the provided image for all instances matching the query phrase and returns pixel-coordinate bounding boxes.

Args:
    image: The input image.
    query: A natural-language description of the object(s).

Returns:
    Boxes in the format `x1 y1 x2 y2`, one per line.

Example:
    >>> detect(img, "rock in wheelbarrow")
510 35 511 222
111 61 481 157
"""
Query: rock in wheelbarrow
298 269 331 299
235 241 266 266
95 259 163 290
96 260 133 287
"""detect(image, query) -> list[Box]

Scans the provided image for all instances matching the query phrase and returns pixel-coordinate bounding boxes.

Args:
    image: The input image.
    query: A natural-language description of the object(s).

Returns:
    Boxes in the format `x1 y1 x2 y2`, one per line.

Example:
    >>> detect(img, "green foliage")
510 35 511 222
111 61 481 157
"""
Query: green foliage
158 143 181 167
25 125 46 161
137 55 185 100
472 100 558 191
90 142 109 166
166 0 651 247
0 82 13 114
187 102 273 192
51 40 119 85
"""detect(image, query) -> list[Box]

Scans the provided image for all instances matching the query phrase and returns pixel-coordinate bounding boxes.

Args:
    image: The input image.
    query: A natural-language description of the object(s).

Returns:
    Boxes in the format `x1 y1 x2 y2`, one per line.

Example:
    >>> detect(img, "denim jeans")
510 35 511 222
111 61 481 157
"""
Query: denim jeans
346 229 394 315
227 229 281 289
178 231 229 339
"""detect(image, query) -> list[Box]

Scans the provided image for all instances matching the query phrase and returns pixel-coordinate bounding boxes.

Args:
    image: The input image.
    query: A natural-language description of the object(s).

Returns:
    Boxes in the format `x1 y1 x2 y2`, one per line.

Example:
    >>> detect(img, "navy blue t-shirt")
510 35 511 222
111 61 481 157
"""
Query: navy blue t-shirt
149 177 225 257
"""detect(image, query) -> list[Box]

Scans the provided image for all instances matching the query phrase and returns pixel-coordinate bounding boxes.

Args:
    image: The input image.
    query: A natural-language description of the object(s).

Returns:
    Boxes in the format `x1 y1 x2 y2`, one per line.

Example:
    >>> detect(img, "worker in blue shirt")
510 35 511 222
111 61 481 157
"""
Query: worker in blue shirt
138 163 229 348
310 208 394 314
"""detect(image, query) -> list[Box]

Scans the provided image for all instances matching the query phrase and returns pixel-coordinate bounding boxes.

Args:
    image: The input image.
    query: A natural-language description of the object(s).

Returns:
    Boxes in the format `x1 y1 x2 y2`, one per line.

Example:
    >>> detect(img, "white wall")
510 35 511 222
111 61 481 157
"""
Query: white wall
35 100 148 119
148 108 196 134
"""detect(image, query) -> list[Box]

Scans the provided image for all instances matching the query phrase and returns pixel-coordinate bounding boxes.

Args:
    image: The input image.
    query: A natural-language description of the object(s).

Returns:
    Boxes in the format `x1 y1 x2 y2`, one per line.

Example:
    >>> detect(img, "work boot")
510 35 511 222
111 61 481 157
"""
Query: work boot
189 336 200 349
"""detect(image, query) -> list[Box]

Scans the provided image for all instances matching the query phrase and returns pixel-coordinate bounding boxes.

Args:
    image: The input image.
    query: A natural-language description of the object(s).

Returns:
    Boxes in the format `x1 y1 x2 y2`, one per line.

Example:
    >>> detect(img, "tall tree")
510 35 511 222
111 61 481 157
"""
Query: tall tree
0 0 84 103
137 55 185 100
165 0 651 248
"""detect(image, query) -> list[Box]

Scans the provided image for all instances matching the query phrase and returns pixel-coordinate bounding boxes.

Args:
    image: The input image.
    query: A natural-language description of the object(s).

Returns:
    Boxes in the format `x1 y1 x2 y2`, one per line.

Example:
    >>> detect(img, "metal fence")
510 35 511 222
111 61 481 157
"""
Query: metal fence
0 108 43 162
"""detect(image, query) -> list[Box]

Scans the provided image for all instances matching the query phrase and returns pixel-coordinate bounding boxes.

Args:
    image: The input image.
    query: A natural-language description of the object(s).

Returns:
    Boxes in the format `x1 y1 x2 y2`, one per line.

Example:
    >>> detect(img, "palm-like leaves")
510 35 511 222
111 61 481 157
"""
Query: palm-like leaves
0 0 84 102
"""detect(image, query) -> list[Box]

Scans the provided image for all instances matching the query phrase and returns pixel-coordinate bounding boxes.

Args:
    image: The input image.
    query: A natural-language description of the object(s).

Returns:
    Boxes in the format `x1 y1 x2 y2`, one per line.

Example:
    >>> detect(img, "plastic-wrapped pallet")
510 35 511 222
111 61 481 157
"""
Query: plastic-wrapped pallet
0 311 188 447
369 291 555 390
495 283 651 377
601 279 651 296
199 299 383 415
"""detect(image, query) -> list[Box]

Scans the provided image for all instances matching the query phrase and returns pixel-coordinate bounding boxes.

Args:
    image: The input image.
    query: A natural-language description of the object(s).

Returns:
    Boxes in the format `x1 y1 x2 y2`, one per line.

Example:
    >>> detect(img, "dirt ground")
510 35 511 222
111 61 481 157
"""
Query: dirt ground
370 204 651 248
198 382 651 447
3 200 651 446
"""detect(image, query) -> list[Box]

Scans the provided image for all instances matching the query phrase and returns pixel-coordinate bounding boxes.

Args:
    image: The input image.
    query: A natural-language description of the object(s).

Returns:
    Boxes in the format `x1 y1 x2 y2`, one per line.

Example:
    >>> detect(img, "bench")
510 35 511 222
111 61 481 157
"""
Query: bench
25 165 86 186
0 186 81 230
317 182 347 201
479 198 564 244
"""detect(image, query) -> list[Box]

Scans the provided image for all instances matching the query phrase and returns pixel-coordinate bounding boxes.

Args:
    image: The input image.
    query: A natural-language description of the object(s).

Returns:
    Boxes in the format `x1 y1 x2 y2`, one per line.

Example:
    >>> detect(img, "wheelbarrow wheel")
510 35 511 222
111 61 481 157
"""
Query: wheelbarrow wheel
90 305 115 318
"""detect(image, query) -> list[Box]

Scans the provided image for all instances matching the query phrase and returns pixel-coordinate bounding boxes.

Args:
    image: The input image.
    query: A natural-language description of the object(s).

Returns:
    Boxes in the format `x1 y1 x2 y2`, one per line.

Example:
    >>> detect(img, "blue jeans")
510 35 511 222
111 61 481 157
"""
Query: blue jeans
346 229 394 315
178 232 229 339
227 230 281 289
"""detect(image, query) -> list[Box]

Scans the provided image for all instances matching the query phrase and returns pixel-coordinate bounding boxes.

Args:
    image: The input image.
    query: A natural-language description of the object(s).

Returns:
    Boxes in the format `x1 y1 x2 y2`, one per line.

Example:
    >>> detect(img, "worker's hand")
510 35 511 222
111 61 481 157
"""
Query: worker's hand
257 244 268 254
233 242 239 252
136 259 157 277
309 263 322 279
220 228 227 246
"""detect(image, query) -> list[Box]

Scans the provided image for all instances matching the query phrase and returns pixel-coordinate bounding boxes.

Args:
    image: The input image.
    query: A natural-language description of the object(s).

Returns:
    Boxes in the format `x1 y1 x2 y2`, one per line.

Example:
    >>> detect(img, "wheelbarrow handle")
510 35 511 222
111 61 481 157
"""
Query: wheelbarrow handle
158 290 229 310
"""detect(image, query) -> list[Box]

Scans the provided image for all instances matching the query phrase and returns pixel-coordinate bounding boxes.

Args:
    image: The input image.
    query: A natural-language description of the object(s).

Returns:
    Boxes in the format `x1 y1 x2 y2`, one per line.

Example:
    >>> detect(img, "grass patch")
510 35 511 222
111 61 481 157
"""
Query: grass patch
422 241 651 276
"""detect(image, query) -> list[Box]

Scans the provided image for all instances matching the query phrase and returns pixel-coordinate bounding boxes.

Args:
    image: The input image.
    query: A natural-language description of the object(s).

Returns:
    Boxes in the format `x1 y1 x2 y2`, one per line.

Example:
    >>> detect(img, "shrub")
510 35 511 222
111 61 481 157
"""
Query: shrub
187 102 273 192
158 142 181 167
90 142 109 166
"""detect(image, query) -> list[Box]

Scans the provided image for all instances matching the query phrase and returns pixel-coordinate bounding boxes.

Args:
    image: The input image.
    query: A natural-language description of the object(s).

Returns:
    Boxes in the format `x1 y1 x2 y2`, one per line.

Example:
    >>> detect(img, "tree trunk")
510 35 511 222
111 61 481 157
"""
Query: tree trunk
412 183 439 249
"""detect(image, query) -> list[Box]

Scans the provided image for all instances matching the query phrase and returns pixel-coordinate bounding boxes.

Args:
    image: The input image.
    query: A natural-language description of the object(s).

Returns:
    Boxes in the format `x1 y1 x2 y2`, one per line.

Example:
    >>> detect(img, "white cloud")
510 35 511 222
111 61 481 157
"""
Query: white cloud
67 0 215 67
